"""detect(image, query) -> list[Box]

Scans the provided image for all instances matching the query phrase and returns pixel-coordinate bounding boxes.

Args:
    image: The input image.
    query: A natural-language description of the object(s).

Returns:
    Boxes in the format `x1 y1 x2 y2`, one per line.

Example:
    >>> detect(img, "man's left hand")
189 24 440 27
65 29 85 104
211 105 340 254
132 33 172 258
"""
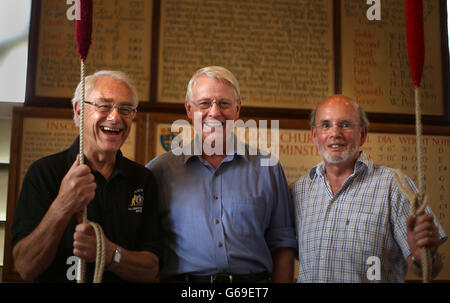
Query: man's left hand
73 222 99 262
406 214 440 261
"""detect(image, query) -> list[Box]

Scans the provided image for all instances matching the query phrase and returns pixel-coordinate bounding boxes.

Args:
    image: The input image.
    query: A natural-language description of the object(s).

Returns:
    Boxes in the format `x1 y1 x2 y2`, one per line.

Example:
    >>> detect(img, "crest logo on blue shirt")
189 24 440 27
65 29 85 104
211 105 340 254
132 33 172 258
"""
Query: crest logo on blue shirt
128 188 144 213
160 127 182 152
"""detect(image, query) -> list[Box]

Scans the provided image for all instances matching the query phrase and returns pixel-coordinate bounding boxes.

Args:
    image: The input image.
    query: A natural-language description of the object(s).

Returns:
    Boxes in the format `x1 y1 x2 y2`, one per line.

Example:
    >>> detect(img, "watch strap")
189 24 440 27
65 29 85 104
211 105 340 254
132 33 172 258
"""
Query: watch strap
107 246 122 271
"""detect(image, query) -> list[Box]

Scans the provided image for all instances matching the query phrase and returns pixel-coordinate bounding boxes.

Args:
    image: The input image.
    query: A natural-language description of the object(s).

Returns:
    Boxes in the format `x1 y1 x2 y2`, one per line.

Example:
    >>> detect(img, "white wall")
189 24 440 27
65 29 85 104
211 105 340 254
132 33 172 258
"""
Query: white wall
0 102 21 268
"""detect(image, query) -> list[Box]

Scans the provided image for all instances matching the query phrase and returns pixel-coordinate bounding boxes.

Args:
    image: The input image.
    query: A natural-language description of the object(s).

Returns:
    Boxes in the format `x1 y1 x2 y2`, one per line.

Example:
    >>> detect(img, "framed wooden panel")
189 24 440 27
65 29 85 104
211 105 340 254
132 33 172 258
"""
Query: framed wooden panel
2 106 145 282
25 0 153 107
142 112 188 163
25 0 449 125
156 0 335 110
341 0 449 121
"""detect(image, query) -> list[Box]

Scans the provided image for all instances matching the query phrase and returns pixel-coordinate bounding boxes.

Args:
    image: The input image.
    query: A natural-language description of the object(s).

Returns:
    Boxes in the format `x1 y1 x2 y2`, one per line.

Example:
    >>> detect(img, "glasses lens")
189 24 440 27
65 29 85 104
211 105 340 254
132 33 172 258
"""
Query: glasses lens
97 104 113 114
218 101 232 109
118 107 134 116
89 101 136 117
197 101 212 109
196 99 233 110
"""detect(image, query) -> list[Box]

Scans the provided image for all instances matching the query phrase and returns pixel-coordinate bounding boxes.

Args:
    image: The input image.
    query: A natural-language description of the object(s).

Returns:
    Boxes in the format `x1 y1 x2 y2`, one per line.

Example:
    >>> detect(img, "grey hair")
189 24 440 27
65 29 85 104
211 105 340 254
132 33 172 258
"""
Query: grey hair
71 70 139 126
310 96 370 128
185 66 241 103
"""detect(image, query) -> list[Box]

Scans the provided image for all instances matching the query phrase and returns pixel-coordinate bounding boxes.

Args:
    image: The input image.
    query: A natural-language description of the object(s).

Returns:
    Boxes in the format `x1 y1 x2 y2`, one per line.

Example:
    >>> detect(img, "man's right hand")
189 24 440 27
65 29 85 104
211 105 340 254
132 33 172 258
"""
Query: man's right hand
13 155 96 281
54 155 96 215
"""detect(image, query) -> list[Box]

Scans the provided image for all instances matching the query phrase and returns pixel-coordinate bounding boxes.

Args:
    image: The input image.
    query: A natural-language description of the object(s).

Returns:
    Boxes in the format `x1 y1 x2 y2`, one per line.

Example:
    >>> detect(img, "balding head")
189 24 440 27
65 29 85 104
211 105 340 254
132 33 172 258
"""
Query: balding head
310 95 369 129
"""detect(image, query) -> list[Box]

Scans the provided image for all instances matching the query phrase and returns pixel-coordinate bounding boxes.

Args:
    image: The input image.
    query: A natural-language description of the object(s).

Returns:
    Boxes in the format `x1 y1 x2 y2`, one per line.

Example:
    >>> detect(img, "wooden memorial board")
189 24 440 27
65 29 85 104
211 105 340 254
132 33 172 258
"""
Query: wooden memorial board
28 0 153 105
341 0 446 116
157 0 335 109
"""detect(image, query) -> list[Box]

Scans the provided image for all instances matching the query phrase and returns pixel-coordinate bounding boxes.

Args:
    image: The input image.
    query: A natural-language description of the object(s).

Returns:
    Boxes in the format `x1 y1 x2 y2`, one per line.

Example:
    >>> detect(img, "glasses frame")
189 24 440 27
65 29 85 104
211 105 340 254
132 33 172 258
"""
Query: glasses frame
315 120 358 133
84 100 137 118
192 98 235 111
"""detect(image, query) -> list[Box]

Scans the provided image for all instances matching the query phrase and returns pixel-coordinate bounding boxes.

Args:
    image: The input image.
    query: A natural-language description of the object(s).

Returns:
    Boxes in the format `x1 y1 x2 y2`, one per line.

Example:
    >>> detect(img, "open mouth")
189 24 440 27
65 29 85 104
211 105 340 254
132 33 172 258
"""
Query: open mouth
328 143 345 149
100 126 122 135
203 120 224 128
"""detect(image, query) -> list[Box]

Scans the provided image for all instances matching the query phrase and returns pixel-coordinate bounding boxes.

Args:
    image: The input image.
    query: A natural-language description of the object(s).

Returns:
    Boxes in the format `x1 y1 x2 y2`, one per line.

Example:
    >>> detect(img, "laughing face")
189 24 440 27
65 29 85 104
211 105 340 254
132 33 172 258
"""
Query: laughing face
312 96 367 167
75 76 135 159
185 75 241 154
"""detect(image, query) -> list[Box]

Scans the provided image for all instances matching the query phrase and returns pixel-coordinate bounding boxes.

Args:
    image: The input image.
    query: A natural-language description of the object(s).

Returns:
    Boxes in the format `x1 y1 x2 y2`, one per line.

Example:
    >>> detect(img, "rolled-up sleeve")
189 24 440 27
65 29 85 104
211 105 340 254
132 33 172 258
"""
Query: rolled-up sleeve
265 163 298 252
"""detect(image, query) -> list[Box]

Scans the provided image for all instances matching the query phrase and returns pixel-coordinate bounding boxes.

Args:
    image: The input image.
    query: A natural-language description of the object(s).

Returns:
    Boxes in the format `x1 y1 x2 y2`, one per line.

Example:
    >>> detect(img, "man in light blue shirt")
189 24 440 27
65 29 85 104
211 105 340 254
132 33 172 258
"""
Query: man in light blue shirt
146 66 297 282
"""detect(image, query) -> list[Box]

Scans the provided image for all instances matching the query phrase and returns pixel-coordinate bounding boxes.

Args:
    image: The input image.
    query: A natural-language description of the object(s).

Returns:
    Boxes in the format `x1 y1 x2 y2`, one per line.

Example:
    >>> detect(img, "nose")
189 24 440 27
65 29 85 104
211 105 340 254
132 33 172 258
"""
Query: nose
107 107 121 121
329 123 342 136
208 101 222 116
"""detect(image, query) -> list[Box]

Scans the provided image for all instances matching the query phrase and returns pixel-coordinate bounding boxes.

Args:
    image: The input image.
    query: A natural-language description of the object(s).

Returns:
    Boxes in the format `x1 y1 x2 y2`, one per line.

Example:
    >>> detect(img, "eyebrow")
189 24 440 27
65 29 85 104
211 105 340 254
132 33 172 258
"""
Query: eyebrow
95 98 114 103
196 98 233 102
96 98 134 106
319 119 353 123
318 119 355 126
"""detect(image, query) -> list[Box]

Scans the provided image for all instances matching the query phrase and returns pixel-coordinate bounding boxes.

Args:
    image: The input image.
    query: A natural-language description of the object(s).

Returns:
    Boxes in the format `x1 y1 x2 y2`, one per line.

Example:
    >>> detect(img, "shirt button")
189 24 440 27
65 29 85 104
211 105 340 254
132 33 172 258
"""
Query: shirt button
218 242 223 247
214 172 219 177
215 219 219 224
213 195 218 200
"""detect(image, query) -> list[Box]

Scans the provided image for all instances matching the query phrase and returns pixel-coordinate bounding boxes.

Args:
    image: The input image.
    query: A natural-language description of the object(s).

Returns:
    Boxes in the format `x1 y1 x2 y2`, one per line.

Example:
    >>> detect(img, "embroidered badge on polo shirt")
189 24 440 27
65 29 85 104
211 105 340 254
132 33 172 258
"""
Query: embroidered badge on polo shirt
128 188 144 213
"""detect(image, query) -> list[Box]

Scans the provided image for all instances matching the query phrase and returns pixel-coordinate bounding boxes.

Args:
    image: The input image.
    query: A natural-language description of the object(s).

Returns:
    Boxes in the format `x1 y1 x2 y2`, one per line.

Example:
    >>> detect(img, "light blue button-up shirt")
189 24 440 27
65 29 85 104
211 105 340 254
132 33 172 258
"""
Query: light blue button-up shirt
146 145 297 278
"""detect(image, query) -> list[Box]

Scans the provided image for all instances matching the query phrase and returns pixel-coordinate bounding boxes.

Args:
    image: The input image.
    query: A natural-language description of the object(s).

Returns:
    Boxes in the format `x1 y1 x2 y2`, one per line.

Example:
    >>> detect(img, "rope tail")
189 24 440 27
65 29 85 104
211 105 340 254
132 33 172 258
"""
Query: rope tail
414 87 432 283
394 87 431 283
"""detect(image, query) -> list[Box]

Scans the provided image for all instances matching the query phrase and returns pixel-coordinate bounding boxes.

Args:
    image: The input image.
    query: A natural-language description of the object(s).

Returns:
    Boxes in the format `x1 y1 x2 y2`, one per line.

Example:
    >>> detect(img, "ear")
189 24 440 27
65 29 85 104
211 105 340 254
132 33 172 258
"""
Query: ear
359 126 368 146
234 99 242 118
185 100 193 121
74 101 81 124
311 126 318 148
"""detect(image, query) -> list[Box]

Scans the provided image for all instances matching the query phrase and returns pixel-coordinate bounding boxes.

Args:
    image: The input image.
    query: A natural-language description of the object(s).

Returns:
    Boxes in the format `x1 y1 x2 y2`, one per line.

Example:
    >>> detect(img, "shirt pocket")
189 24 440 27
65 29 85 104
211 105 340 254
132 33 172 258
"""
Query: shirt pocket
345 212 380 256
227 196 267 235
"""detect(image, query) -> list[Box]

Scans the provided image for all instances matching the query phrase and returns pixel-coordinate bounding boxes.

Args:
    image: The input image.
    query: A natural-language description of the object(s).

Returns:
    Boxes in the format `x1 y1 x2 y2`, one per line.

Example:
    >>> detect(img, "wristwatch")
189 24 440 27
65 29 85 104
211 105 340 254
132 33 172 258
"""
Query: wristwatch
107 246 122 271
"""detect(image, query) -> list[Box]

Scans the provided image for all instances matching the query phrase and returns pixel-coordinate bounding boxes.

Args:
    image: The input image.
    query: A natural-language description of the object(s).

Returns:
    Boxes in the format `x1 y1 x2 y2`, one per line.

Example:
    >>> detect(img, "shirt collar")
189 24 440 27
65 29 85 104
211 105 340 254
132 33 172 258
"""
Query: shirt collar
67 136 127 178
309 150 372 179
180 136 249 165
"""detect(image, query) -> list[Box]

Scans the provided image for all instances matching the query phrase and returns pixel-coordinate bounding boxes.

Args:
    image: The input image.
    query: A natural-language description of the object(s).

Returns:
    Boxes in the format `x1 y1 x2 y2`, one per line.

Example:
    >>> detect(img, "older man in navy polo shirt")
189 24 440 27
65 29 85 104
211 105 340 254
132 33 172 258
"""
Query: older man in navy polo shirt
12 71 161 282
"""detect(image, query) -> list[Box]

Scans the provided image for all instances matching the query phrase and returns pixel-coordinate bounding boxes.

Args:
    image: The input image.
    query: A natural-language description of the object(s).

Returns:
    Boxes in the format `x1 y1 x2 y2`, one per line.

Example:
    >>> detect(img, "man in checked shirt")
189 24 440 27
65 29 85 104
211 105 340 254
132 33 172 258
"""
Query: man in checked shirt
293 94 447 282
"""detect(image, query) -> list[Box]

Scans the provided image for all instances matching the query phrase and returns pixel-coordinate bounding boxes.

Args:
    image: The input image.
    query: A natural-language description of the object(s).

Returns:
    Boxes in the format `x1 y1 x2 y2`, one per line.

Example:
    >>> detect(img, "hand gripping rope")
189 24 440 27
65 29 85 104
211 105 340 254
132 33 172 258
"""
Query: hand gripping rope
394 168 432 283
75 0 106 283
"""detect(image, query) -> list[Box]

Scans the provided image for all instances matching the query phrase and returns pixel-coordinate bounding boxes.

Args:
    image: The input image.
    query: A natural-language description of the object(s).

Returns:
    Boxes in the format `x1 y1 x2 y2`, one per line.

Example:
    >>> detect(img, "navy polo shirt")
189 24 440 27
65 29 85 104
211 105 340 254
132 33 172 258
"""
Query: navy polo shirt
12 137 162 282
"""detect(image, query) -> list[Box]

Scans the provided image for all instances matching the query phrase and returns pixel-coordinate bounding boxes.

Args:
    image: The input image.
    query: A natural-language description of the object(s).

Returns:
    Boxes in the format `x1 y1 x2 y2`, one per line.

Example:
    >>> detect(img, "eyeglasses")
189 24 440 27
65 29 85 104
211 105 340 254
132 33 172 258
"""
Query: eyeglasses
84 101 137 118
193 98 234 111
316 120 357 132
